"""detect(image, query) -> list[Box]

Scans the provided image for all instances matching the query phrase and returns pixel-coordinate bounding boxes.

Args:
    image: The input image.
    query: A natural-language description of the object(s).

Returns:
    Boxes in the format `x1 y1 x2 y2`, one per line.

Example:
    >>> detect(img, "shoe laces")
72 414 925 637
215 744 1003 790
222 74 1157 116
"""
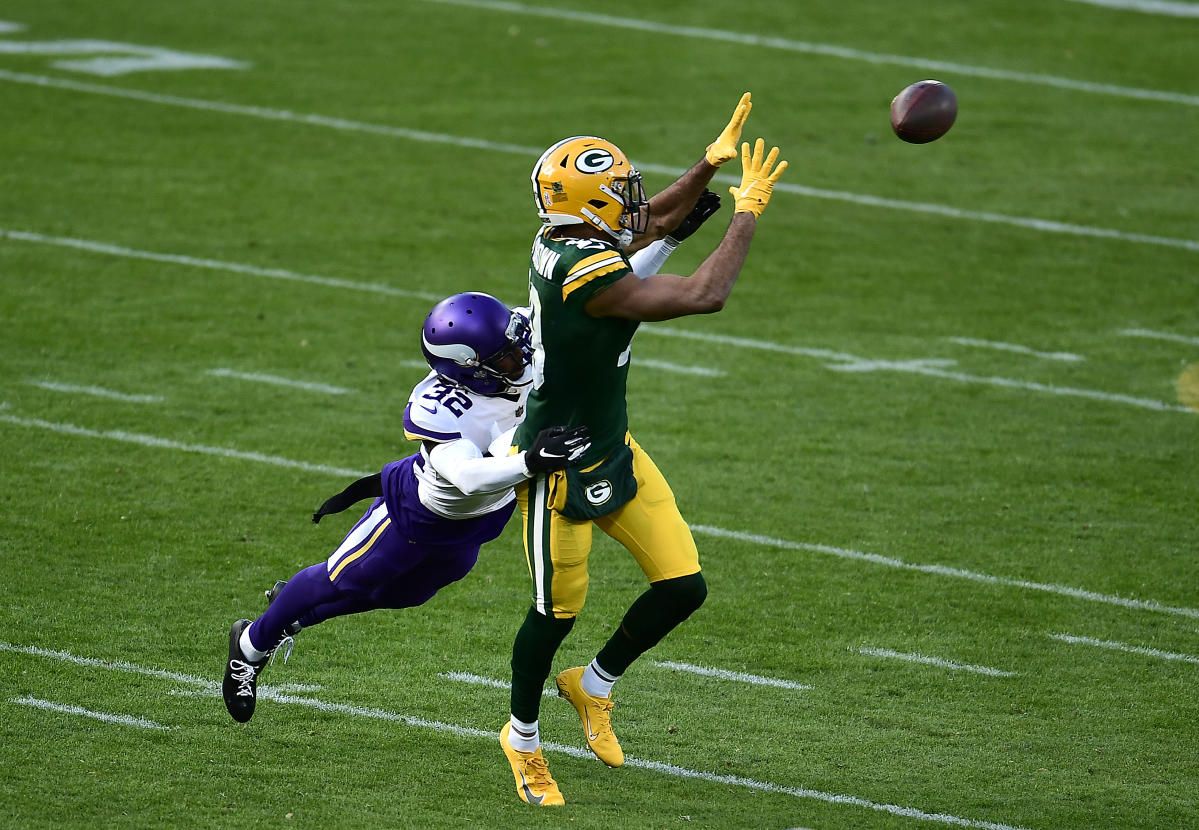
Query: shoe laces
590 695 615 729
268 635 295 666
228 659 261 696
523 752 556 787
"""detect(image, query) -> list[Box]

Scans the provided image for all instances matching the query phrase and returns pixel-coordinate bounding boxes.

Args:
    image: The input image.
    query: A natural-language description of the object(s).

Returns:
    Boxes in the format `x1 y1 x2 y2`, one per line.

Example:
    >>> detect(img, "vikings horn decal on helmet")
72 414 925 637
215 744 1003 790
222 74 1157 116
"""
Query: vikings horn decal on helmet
420 292 533 396
531 136 649 248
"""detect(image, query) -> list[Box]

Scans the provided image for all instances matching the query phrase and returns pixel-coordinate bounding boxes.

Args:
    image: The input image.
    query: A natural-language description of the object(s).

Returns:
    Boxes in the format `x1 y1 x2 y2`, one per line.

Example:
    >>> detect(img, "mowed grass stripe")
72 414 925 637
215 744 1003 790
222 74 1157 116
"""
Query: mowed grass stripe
1 72 1197 254
420 0 1199 107
3 227 1189 415
2 408 1195 621
0 640 1030 830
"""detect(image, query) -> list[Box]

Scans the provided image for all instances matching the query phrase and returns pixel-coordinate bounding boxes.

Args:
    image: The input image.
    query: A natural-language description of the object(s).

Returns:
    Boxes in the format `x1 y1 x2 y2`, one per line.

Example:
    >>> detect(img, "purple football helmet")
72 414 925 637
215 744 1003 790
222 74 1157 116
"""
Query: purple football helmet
420 292 532 396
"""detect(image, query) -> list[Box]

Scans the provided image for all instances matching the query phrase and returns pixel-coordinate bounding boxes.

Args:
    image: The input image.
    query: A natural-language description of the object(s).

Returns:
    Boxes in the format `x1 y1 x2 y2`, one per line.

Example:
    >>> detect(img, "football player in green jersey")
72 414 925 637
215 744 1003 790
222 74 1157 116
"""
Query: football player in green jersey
499 93 787 806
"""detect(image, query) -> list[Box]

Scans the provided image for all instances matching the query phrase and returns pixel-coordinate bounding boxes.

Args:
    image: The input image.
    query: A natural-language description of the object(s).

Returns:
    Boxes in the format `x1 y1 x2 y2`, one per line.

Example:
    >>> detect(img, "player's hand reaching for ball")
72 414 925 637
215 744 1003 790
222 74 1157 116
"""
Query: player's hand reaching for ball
730 138 787 219
705 92 752 167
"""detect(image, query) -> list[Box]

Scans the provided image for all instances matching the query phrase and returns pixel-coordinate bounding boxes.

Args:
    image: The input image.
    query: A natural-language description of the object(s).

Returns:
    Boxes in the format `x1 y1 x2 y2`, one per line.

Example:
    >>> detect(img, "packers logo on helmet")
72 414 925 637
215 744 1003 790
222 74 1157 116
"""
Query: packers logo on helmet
531 136 648 248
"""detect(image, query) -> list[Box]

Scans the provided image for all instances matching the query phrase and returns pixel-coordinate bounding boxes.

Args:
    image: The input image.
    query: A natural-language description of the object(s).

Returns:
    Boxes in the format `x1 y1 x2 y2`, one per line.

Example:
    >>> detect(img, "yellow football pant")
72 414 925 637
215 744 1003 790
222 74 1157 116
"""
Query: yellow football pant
515 434 700 619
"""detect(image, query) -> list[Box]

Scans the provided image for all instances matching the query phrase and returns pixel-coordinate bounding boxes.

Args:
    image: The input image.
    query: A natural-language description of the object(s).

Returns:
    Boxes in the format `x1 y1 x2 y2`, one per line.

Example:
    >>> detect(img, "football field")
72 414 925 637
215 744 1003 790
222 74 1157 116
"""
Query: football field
1 1 1196 828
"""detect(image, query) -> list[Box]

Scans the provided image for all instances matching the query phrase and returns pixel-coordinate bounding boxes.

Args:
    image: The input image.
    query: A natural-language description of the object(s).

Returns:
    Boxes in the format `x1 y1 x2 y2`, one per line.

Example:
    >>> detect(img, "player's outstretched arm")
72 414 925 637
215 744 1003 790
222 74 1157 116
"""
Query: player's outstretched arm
628 190 722 278
587 139 786 323
429 426 590 495
633 93 752 248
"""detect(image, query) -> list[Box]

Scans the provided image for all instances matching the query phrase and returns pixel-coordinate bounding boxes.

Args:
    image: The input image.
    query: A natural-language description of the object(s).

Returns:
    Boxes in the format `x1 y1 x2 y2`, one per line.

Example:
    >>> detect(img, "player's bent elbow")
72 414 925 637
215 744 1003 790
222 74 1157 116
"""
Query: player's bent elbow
688 285 729 314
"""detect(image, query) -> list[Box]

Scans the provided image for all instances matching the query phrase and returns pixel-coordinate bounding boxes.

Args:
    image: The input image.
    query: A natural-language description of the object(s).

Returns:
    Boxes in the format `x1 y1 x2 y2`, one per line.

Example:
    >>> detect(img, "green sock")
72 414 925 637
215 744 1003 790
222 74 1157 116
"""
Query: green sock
596 572 707 676
509 605 574 723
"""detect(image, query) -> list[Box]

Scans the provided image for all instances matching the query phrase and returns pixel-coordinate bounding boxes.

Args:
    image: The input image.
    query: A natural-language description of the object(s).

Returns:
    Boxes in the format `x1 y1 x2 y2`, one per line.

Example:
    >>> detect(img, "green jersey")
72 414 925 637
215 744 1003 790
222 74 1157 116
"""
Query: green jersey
514 227 639 467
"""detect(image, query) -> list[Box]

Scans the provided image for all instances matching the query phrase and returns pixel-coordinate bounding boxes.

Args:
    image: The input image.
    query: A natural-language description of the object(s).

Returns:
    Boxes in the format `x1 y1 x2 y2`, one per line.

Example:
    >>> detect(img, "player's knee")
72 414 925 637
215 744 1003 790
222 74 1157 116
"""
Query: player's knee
654 571 707 618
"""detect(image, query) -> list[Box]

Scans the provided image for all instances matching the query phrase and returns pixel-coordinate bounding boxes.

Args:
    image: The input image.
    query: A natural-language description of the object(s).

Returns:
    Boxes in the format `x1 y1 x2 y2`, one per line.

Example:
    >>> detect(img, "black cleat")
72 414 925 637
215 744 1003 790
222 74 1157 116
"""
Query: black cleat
222 619 267 723
265 580 302 636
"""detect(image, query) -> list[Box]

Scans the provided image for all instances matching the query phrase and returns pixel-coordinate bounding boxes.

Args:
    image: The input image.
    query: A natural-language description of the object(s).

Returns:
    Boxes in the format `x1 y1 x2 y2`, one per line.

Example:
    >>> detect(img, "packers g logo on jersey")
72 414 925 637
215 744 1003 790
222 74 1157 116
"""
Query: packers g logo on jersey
585 480 613 506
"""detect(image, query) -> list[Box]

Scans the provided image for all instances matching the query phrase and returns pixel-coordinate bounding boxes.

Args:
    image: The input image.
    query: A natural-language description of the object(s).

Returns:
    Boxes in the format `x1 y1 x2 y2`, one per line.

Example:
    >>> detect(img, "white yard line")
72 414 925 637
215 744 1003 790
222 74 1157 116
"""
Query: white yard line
689 525 1199 621
825 358 1192 414
855 648 1017 678
4 228 1188 415
1 74 1197 255
1118 328 1199 347
652 660 812 690
206 368 352 395
1049 632 1199 665
0 411 370 479
26 380 164 402
944 338 1085 363
0 640 1029 830
647 326 1191 414
10 696 171 730
0 227 442 302
1064 0 1199 16
422 0 1199 108
1 408 1195 621
444 664 811 692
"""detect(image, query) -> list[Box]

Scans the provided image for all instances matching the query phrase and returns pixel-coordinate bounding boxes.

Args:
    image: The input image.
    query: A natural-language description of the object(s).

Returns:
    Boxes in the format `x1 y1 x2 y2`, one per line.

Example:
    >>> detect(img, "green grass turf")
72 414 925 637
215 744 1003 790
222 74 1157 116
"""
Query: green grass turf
1 1 1196 828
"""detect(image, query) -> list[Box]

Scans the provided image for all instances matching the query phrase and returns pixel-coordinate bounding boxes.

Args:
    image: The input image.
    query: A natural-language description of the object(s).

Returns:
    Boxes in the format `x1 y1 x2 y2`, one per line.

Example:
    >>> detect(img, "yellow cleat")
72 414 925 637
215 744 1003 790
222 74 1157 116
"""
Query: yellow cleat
555 666 624 767
499 723 565 806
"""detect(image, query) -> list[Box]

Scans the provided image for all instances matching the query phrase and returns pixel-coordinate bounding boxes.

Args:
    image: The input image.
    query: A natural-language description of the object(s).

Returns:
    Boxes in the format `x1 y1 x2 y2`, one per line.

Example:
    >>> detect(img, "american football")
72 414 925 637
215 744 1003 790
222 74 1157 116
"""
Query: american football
890 79 958 143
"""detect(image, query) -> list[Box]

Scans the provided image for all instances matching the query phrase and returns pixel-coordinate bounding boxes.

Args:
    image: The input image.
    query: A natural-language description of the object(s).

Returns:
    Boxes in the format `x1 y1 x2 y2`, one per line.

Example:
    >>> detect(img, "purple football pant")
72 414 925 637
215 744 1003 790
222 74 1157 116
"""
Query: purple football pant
246 497 495 653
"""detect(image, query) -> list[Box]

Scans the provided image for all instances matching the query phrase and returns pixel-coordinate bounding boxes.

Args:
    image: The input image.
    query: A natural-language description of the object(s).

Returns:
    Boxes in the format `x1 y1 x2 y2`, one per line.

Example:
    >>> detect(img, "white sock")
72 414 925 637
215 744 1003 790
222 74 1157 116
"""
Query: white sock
508 716 540 753
239 624 269 662
581 659 617 699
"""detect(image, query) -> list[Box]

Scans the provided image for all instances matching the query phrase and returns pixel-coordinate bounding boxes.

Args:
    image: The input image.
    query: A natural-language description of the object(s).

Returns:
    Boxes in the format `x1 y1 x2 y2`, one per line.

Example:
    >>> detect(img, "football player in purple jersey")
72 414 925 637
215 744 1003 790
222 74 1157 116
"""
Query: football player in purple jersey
221 292 590 723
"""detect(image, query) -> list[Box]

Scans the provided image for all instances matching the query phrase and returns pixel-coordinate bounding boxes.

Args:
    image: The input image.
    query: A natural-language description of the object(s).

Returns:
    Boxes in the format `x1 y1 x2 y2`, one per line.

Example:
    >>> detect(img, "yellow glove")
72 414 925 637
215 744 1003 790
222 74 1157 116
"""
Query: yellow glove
729 139 788 218
705 92 752 167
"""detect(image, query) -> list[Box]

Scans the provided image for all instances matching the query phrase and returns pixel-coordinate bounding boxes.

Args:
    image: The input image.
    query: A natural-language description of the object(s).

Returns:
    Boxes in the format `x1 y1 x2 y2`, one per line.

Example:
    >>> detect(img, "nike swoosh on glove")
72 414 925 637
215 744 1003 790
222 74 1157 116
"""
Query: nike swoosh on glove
524 425 592 475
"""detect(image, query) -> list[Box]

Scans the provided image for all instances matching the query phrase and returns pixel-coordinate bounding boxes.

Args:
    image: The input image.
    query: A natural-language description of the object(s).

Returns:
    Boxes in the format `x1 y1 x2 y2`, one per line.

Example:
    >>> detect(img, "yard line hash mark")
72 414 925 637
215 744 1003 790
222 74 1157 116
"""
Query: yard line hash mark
422 0 1199 108
0 641 1029 830
636 358 725 377
0 73 1197 255
1049 633 1199 665
439 672 558 697
944 338 1085 363
9 696 171 730
3 228 1189 415
1 408 1194 622
207 368 353 395
1064 0 1199 17
27 380 164 403
652 660 812 690
1118 328 1199 347
855 648 1017 678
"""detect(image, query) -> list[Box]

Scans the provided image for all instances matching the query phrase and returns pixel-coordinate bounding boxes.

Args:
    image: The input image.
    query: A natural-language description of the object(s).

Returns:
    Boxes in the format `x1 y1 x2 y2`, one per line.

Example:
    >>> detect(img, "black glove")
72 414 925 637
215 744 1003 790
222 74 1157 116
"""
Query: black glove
667 189 722 242
524 425 592 475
